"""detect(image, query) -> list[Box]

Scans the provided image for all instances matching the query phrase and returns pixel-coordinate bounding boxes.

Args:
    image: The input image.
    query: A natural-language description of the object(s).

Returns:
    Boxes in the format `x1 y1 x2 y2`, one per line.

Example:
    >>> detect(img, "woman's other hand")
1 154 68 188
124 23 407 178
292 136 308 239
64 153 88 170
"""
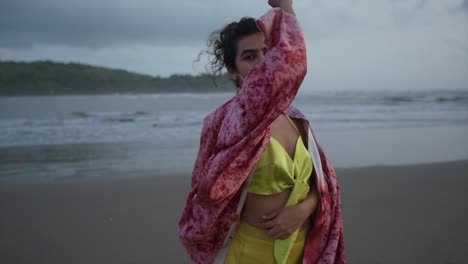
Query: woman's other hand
257 204 308 240
257 187 319 240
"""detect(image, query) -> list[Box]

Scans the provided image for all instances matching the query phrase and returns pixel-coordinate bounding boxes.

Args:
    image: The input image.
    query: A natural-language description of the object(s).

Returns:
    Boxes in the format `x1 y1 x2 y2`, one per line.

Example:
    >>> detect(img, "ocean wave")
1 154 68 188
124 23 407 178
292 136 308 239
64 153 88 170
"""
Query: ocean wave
298 91 468 106
151 120 202 128
379 94 468 104
68 111 153 123
103 117 135 123
70 111 151 119
312 117 468 124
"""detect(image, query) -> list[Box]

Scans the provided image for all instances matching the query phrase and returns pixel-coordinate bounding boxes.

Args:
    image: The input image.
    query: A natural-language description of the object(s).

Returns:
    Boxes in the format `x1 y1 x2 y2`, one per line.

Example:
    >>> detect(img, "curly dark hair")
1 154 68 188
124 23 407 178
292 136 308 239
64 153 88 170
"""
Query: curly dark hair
200 17 261 88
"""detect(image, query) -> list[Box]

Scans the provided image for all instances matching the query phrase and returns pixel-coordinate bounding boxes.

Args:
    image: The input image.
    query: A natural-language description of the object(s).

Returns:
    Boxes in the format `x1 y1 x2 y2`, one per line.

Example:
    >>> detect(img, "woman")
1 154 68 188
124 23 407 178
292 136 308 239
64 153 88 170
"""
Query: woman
179 1 345 263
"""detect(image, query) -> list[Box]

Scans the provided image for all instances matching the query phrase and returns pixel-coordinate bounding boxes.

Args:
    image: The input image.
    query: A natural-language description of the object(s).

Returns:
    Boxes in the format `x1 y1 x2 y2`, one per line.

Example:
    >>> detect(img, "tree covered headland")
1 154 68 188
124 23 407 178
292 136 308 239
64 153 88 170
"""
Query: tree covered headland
0 60 235 95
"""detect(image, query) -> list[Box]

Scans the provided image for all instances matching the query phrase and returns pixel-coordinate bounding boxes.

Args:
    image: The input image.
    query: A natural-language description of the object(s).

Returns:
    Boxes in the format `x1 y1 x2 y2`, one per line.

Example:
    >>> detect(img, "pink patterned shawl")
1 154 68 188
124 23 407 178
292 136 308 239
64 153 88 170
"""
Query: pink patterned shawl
178 8 345 264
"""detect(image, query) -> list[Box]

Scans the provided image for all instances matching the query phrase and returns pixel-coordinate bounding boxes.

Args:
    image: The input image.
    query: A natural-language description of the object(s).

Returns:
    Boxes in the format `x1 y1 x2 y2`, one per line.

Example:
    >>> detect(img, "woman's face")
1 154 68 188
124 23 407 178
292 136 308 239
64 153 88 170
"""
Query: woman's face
231 32 267 84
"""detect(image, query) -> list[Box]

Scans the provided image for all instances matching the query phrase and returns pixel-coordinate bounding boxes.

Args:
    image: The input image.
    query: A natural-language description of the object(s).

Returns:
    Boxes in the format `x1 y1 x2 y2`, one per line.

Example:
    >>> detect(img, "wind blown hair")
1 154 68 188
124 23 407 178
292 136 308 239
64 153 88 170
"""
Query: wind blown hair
197 17 260 88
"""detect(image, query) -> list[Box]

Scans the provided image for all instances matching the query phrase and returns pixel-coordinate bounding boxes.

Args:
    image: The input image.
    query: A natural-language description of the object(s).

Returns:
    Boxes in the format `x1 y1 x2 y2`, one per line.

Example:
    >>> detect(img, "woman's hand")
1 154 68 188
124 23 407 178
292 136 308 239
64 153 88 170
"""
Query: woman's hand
268 0 294 15
258 205 308 240
267 0 281 8
257 187 319 240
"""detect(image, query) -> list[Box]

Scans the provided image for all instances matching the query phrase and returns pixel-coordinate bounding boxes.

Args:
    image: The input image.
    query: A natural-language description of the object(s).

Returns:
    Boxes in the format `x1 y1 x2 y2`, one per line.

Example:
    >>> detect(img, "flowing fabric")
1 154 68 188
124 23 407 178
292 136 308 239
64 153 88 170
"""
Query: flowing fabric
178 8 345 264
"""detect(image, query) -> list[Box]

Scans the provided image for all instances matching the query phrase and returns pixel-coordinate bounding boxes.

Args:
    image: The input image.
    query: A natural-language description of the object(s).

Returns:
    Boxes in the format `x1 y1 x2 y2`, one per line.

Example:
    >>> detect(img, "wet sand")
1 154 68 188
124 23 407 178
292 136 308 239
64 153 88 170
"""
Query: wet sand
1 160 467 263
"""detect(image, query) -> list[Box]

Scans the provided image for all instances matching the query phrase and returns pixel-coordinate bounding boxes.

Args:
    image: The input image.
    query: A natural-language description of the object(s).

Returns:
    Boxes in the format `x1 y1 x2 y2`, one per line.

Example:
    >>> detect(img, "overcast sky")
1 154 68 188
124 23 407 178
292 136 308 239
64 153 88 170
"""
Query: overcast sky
1 0 467 91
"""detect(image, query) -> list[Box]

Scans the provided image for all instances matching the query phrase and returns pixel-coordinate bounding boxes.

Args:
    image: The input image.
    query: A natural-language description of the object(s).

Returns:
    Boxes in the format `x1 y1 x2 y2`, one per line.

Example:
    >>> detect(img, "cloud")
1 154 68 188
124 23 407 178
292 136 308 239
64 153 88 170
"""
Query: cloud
297 0 467 91
0 0 267 48
0 0 467 90
462 0 468 10
1 0 466 48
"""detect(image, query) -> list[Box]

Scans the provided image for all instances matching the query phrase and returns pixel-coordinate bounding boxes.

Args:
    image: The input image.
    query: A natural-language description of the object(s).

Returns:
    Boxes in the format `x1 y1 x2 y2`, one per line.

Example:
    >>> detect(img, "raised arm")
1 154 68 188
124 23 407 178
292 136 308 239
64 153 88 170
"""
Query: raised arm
199 4 308 203
216 4 306 149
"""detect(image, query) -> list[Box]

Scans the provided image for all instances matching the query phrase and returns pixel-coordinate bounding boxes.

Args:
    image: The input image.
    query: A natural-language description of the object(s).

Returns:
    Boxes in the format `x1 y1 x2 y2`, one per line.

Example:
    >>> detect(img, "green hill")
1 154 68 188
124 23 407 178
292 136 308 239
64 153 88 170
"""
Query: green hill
0 60 235 95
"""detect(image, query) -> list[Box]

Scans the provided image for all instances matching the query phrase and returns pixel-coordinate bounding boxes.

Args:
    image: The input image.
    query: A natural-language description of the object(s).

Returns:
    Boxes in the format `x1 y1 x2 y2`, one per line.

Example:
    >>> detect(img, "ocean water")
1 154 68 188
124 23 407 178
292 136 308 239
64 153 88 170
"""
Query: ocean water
1 90 467 183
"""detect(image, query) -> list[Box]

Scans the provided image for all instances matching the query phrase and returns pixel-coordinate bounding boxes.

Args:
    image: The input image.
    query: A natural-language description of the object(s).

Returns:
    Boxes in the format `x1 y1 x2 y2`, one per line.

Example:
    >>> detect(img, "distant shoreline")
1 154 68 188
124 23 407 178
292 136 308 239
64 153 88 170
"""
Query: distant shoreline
0 60 234 96
0 90 236 97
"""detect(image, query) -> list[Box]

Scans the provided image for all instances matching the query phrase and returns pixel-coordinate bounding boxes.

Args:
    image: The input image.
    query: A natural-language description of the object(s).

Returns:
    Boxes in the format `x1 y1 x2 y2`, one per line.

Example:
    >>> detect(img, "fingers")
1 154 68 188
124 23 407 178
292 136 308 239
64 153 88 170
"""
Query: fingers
262 210 279 221
266 225 282 238
258 209 297 239
263 222 295 240
272 232 290 240
267 227 291 240
268 0 281 8
258 219 276 230
268 0 279 7
273 231 293 240
258 211 279 229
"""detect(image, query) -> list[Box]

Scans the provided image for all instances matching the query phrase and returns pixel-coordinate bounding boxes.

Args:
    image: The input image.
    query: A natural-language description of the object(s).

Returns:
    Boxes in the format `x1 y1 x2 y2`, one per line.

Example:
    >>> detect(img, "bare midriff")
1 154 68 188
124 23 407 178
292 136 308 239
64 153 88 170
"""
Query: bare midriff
241 191 290 228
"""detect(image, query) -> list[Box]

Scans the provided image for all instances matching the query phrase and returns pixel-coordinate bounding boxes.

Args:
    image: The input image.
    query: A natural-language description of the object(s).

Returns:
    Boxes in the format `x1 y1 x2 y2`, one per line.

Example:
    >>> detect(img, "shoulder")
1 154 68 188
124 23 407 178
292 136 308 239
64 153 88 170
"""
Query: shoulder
284 105 308 121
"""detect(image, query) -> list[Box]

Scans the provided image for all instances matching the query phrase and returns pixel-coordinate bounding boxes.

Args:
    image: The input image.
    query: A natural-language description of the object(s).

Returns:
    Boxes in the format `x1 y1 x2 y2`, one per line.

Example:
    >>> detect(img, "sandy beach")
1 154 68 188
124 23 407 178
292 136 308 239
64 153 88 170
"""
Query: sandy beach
1 160 467 264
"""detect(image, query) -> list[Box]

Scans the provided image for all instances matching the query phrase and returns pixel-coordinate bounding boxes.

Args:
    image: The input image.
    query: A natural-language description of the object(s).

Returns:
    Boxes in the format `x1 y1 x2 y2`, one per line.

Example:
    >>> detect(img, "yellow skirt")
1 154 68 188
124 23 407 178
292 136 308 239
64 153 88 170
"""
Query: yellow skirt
225 220 309 264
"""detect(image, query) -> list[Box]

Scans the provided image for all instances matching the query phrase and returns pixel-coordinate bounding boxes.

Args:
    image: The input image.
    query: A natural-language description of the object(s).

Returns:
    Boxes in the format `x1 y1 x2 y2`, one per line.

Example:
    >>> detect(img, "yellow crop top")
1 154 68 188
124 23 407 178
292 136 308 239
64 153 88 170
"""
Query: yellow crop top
248 114 313 198
247 114 314 264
